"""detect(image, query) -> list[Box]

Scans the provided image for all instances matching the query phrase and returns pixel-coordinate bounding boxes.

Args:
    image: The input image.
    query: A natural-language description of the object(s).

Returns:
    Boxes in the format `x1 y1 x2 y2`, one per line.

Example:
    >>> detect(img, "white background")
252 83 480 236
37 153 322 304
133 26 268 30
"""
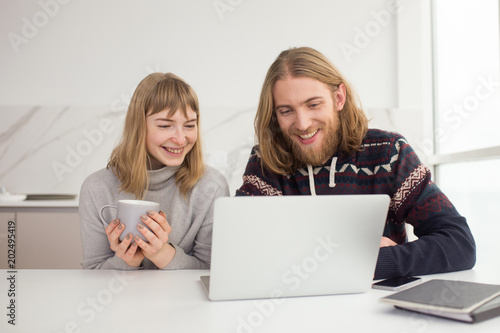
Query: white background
0 0 419 195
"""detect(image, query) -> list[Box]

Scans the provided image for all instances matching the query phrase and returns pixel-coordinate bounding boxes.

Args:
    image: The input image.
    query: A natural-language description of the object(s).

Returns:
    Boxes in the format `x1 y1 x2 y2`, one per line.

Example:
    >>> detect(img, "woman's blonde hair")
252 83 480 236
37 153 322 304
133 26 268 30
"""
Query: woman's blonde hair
255 46 368 174
107 72 204 199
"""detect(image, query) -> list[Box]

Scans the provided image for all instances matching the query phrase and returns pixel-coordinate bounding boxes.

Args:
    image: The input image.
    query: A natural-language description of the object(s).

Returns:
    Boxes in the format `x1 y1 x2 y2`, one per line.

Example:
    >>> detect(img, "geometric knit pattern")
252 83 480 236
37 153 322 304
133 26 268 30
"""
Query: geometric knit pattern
240 174 283 196
389 163 428 213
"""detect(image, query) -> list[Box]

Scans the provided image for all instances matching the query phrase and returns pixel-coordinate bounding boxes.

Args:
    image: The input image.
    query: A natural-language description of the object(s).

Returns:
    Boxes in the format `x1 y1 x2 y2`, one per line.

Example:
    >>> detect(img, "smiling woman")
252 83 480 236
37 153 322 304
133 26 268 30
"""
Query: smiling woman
78 73 229 271
109 73 205 200
146 108 198 170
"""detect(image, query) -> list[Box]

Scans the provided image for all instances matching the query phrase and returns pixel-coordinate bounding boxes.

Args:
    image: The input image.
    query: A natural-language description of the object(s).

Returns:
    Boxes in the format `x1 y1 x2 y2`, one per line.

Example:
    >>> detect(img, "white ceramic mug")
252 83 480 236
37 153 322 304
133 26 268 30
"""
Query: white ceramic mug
99 199 160 242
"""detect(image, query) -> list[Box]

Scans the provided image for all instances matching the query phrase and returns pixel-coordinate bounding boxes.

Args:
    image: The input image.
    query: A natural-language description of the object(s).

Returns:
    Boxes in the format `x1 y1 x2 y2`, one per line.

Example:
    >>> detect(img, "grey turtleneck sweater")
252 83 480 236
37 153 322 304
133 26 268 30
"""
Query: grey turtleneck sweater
79 165 229 270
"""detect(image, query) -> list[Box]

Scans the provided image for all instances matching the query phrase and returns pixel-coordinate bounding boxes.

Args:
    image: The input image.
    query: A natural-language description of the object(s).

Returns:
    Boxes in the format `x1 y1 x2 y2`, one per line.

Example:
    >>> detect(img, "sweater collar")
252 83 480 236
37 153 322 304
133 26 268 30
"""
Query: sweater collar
147 165 179 191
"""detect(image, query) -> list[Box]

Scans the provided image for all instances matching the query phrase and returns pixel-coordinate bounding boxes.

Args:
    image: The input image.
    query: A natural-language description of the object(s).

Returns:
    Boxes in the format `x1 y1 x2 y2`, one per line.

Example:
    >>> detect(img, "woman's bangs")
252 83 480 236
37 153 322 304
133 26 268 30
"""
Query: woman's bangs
146 80 198 118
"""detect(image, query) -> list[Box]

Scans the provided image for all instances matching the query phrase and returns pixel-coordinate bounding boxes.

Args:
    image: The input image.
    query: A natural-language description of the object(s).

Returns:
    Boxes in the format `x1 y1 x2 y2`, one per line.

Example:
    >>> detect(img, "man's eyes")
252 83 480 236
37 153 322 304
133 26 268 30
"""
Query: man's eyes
277 109 292 116
276 102 322 115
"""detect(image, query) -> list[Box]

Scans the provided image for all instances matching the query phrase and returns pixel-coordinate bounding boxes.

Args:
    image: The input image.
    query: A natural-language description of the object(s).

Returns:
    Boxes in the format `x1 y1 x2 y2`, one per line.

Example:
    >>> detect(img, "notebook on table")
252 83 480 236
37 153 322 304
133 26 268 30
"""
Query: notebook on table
380 279 500 323
201 194 390 301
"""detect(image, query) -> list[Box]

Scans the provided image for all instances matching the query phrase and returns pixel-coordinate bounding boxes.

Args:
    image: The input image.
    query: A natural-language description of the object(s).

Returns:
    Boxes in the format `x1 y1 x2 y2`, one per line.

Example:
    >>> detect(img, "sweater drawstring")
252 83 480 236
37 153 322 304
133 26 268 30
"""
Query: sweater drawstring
329 157 337 188
307 164 316 196
307 157 337 195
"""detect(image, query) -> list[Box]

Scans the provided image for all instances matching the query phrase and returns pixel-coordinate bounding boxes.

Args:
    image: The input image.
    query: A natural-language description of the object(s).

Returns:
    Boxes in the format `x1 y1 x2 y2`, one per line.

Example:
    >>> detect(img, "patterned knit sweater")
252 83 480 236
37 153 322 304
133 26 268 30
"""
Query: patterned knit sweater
236 129 476 279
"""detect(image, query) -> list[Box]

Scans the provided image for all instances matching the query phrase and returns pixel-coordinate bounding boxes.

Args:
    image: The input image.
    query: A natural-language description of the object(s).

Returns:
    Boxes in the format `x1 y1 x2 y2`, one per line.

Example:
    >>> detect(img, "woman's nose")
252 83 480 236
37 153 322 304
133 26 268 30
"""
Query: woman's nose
171 128 186 145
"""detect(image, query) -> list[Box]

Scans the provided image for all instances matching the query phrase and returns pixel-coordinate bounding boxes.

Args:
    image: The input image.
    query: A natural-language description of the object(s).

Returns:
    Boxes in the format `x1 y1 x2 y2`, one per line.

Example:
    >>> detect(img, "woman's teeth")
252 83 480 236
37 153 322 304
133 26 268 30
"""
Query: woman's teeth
164 147 183 154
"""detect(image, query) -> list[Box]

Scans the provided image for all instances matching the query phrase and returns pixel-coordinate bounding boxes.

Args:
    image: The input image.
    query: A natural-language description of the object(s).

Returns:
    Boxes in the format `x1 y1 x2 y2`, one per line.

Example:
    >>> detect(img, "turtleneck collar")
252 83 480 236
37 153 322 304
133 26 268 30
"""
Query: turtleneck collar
147 165 180 191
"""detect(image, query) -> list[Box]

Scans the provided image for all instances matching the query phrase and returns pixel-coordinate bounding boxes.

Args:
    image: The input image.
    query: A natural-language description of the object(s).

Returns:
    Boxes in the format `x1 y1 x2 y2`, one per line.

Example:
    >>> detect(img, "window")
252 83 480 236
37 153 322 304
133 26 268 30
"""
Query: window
433 0 500 155
432 0 500 261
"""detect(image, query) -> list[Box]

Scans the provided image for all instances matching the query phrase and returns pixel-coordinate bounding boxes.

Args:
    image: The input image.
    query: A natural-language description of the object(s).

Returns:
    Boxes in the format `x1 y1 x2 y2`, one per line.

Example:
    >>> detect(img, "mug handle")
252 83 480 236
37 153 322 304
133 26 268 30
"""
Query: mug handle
99 204 117 228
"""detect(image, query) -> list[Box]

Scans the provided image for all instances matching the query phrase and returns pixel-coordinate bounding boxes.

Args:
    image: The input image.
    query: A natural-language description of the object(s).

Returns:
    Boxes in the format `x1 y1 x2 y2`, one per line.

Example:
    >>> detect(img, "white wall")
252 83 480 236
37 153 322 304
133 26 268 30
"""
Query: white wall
0 0 415 195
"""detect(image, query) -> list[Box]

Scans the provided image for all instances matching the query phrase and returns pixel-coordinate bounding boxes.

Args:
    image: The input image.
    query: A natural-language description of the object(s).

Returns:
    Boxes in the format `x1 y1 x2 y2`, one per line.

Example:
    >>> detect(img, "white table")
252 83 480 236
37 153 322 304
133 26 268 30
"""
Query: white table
1 259 500 333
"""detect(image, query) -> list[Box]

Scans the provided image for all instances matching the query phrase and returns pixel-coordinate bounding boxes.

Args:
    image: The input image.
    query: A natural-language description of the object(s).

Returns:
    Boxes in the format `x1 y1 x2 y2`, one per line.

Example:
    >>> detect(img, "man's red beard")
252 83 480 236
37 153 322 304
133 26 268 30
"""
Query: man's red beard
283 120 341 167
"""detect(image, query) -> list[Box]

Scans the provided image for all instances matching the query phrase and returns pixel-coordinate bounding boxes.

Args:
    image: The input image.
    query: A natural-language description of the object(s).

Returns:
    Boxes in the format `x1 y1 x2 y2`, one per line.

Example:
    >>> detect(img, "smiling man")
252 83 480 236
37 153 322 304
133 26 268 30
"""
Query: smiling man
236 47 476 280
273 75 342 167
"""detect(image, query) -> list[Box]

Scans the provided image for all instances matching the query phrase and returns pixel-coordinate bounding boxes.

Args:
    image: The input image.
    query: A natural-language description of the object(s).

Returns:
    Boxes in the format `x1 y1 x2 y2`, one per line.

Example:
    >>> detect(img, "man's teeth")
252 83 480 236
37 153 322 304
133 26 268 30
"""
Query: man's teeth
299 130 318 140
165 147 183 154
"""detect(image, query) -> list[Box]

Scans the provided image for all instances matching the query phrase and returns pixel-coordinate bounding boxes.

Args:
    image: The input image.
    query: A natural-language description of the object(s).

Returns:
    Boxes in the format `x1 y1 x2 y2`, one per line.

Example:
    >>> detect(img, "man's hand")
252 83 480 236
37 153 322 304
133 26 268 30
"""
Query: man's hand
380 236 398 247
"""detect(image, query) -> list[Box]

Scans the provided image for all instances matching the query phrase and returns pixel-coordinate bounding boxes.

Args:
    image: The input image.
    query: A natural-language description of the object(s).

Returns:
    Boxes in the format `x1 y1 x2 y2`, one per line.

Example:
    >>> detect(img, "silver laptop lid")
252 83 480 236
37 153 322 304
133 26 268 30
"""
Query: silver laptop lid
206 194 390 301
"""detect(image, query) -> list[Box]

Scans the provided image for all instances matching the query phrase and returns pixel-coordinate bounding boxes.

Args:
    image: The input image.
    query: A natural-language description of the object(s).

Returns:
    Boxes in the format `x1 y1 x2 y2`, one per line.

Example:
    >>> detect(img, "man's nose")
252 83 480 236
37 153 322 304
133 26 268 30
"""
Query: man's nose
295 109 312 131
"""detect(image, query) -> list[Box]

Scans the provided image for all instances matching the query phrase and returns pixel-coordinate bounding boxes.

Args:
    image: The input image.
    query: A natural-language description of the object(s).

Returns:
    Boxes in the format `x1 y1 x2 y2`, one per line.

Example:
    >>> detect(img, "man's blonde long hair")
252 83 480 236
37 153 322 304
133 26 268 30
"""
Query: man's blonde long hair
255 47 369 174
107 73 204 199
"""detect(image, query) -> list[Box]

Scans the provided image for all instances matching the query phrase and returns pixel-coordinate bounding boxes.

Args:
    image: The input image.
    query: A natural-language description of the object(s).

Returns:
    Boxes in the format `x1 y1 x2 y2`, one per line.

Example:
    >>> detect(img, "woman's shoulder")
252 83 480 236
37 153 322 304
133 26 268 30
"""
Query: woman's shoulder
200 165 228 187
79 167 122 205
193 165 229 195
81 167 120 191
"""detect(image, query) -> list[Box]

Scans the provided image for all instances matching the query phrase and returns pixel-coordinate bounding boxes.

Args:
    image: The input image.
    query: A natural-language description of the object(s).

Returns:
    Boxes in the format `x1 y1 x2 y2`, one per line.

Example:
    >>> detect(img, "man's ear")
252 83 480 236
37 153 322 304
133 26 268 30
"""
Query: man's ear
334 83 347 111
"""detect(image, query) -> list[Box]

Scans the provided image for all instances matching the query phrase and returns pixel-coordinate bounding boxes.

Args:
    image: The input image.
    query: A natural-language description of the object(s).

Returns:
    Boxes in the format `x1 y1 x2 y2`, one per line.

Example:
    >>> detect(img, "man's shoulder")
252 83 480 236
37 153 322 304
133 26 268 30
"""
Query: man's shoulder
243 145 264 168
354 129 412 163
249 145 262 158
363 128 406 143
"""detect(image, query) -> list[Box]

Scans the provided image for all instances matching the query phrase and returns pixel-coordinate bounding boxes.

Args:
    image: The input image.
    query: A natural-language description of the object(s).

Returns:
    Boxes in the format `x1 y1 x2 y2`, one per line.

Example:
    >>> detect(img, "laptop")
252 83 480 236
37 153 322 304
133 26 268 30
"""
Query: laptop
201 194 390 301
